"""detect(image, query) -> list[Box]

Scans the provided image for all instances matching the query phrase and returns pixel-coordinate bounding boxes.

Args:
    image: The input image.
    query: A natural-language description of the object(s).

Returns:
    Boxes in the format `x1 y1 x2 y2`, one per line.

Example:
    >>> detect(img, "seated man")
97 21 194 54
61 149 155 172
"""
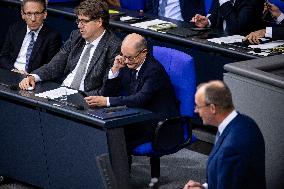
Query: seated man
191 0 265 35
84 33 179 148
19 0 121 95
244 3 284 44
145 0 205 22
183 80 265 189
0 0 62 75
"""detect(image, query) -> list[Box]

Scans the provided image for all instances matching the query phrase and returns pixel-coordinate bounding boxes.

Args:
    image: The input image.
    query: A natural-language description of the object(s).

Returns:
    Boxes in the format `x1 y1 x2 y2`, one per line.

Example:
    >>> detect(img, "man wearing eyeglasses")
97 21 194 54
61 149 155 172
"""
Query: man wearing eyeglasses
0 0 62 75
19 0 121 95
84 33 179 148
183 80 265 189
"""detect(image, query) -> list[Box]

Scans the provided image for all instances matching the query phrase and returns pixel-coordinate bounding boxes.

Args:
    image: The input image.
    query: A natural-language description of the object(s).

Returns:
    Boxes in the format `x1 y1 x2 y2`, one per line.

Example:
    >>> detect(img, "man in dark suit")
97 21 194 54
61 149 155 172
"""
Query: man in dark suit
0 0 61 75
245 3 284 44
145 0 205 21
191 0 265 35
184 80 266 189
84 33 179 148
19 0 121 95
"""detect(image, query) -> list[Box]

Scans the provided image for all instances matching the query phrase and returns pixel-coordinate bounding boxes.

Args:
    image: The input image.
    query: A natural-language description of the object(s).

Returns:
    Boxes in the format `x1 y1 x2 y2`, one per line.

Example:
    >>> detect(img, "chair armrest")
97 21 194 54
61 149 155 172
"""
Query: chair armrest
152 116 192 153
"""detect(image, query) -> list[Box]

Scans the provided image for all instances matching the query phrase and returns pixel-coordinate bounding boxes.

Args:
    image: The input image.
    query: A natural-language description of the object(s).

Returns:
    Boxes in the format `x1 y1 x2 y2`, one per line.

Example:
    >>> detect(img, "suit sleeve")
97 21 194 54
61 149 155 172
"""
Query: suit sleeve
0 26 15 70
272 27 284 40
108 68 166 108
216 146 248 189
32 30 75 81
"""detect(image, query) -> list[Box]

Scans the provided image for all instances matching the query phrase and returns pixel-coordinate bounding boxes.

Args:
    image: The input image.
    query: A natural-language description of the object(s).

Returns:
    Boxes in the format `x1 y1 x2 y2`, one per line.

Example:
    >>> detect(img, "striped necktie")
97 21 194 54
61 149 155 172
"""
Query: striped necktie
25 31 35 72
70 43 93 90
159 0 167 16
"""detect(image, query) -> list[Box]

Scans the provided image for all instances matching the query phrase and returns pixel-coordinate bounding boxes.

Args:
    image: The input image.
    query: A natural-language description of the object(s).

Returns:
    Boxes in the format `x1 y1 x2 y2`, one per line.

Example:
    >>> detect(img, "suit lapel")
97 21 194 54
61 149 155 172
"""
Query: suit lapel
85 31 109 76
207 114 239 167
131 55 149 93
29 25 46 63
15 24 27 56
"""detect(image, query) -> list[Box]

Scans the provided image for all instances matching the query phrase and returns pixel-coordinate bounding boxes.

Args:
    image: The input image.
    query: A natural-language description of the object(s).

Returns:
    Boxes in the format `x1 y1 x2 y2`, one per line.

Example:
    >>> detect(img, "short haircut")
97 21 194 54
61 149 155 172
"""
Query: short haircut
21 0 47 11
134 36 148 53
74 0 109 28
202 81 234 112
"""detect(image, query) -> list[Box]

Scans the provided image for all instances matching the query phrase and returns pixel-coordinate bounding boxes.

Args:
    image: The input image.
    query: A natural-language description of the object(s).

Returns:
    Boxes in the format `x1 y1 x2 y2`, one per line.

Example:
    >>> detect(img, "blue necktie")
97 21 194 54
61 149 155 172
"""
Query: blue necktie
215 131 220 144
25 31 35 71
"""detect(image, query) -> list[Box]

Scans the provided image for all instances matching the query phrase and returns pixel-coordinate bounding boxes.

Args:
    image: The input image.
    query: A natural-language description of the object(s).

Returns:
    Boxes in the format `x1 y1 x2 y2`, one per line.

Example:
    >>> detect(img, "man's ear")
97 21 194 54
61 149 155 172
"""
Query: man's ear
210 104 217 114
21 10 25 20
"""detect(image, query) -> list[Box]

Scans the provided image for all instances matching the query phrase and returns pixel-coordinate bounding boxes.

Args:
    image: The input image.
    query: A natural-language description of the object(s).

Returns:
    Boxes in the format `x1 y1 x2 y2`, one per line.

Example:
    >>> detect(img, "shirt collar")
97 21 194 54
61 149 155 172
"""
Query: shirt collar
26 24 43 37
218 110 238 135
87 30 106 46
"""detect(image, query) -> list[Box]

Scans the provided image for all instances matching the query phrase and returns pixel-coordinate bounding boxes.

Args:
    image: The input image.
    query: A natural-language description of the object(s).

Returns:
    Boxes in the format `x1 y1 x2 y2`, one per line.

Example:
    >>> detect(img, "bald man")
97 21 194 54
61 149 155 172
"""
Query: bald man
184 80 265 189
85 33 179 149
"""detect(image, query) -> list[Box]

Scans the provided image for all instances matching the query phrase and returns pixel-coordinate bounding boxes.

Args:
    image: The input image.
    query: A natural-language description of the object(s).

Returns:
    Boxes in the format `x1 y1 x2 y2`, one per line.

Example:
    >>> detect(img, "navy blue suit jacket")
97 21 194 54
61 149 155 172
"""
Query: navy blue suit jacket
0 21 62 73
207 113 266 189
145 0 205 22
272 26 284 40
208 0 265 35
102 54 179 120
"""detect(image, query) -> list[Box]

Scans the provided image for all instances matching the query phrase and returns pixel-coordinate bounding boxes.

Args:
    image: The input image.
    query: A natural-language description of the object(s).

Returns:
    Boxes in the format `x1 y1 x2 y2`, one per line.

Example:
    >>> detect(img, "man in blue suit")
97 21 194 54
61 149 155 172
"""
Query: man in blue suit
84 33 179 148
184 80 266 189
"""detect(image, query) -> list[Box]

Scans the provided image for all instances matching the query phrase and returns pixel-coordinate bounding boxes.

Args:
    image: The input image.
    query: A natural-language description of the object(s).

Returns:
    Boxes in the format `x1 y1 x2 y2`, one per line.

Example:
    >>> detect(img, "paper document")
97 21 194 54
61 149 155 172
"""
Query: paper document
207 35 244 44
35 86 78 99
248 40 284 49
131 19 177 31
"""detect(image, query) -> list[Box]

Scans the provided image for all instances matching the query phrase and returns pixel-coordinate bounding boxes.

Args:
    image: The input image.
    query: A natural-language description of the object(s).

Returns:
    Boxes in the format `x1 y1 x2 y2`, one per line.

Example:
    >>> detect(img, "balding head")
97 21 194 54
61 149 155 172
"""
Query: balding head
122 33 147 53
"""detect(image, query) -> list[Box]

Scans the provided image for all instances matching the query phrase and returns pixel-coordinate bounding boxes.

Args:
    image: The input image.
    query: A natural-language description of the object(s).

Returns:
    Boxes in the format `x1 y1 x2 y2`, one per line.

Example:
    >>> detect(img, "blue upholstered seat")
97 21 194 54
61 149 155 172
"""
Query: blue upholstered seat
132 46 197 179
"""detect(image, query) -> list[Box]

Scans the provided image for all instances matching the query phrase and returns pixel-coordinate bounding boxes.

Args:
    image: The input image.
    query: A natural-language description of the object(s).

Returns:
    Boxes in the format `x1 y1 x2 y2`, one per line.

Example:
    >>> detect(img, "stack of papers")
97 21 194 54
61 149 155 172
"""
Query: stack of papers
207 35 244 44
131 19 177 31
35 86 77 99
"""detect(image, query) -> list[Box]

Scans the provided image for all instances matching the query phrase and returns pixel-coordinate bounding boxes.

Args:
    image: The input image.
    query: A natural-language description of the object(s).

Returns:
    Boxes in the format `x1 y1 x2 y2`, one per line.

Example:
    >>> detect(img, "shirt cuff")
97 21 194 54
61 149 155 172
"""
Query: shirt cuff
106 97 110 107
202 183 208 189
265 27 272 38
29 74 41 82
219 0 230 6
108 69 119 79
276 13 284 24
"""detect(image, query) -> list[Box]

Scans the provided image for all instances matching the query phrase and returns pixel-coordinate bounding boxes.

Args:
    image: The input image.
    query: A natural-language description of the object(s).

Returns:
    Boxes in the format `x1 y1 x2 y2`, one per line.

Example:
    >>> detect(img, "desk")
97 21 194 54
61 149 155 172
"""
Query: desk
0 69 154 189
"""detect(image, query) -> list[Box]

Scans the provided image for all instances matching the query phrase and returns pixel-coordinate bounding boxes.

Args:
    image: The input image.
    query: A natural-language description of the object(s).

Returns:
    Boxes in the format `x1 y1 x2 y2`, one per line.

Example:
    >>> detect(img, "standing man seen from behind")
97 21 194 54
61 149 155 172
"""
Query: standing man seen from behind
191 0 265 35
0 0 62 75
184 80 266 189
84 33 179 149
19 0 121 95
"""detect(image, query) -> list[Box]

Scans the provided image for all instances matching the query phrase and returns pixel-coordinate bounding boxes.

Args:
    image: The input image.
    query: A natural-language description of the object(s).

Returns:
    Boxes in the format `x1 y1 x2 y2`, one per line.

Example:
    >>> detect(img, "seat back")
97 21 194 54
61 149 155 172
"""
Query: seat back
120 0 146 11
152 46 196 118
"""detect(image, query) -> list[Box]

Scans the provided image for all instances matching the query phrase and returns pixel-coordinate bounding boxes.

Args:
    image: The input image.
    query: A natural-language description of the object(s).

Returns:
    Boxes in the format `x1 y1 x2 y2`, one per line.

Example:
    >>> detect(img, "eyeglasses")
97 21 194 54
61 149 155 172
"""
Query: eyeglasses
75 18 94 25
120 50 145 62
194 104 210 110
23 10 45 18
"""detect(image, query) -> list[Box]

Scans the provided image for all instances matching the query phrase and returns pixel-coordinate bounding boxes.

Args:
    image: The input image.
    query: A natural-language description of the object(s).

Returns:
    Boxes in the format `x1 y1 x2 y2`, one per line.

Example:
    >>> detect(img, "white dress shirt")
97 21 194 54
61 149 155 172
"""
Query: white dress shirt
13 25 42 72
159 0 183 21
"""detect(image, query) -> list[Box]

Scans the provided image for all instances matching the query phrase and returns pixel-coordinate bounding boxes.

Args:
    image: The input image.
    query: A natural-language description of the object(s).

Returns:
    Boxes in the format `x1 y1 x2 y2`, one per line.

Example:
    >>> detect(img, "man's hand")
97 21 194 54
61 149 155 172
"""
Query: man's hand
183 180 204 189
244 29 266 44
264 3 282 18
191 14 209 28
19 75 35 90
85 96 107 107
111 54 126 74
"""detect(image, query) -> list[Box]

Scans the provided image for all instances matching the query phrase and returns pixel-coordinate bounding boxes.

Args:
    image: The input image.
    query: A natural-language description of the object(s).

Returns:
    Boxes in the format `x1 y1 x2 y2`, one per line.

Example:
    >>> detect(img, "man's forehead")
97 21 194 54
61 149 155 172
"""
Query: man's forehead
23 2 44 10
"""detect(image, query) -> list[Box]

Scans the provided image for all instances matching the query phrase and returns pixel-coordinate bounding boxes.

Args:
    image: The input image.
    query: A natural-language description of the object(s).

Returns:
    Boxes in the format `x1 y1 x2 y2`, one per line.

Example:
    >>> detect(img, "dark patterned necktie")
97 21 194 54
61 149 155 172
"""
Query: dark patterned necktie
70 43 93 90
25 31 35 71
160 0 168 16
130 69 138 94
214 131 220 144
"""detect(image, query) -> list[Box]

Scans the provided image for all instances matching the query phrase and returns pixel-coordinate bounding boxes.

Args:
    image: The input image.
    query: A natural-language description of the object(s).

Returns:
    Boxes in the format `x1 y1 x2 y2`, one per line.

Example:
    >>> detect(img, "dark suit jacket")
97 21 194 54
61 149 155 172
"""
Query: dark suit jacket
0 21 62 73
272 26 284 40
145 0 205 22
102 54 179 147
32 29 121 95
207 113 266 189
208 0 265 35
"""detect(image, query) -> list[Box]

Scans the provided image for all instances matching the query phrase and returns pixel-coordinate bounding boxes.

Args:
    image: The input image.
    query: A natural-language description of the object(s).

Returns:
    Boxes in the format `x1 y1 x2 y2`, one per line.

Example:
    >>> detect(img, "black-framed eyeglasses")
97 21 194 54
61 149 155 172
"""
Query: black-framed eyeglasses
23 10 45 18
194 104 210 110
75 18 94 25
120 49 145 62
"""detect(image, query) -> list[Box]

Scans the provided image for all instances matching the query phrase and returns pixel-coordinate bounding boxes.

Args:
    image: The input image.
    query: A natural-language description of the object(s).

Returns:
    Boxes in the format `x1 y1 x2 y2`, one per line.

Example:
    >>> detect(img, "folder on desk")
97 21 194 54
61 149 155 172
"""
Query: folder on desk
88 106 140 120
